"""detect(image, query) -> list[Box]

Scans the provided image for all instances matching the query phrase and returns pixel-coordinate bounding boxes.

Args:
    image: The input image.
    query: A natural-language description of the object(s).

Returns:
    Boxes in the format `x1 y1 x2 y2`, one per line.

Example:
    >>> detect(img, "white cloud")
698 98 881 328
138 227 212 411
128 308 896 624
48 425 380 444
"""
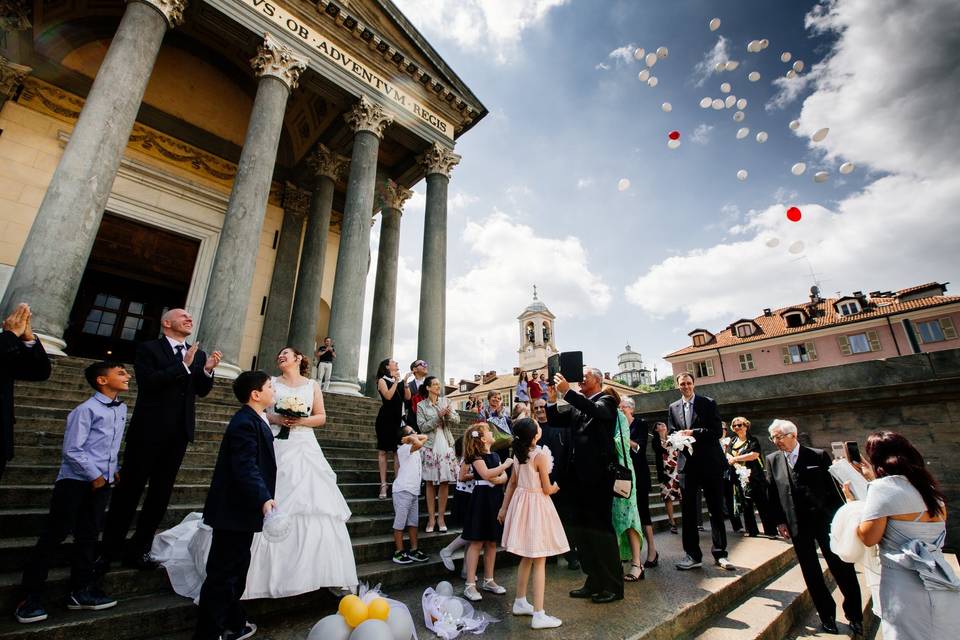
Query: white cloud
692 36 730 87
449 191 480 212
690 123 714 145
576 177 595 189
392 0 569 63
595 63 611 71
607 44 637 65
766 72 814 111
625 0 960 339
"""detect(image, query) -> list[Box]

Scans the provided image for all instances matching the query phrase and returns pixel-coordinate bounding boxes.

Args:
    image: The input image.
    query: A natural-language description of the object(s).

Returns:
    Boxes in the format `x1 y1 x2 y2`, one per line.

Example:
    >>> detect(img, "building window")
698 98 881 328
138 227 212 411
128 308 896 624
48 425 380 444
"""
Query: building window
838 301 861 315
784 312 804 328
735 323 755 338
738 353 755 371
838 331 881 355
692 333 706 346
686 360 715 378
781 342 818 364
916 318 957 343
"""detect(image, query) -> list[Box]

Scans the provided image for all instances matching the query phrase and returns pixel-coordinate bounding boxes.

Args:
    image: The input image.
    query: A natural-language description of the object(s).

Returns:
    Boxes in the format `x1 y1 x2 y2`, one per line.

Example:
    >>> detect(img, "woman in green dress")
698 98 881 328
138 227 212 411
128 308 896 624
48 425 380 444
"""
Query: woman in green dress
604 387 644 581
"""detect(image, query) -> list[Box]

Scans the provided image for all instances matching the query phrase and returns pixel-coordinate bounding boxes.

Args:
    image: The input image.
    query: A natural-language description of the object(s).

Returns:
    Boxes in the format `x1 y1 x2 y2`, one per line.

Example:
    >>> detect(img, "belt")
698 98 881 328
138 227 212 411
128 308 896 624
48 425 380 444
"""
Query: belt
475 480 494 487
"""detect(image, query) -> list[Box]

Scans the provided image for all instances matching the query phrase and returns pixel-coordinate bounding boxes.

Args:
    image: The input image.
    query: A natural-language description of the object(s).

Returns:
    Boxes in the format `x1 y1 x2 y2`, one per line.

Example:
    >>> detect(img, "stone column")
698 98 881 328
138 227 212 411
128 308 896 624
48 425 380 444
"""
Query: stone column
0 0 186 354
364 180 412 396
197 34 307 378
416 143 460 389
326 97 393 395
287 145 348 358
256 183 309 368
0 56 32 112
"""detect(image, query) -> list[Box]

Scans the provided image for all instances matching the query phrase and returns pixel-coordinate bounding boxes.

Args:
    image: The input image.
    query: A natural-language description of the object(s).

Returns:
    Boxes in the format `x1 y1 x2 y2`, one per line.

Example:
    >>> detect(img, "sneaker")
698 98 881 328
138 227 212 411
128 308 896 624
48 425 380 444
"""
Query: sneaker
463 583 482 601
512 599 535 616
531 611 563 629
439 547 456 572
14 596 48 624
481 578 506 594
715 557 736 571
675 555 703 571
66 587 117 611
408 549 429 563
221 622 257 640
392 550 413 565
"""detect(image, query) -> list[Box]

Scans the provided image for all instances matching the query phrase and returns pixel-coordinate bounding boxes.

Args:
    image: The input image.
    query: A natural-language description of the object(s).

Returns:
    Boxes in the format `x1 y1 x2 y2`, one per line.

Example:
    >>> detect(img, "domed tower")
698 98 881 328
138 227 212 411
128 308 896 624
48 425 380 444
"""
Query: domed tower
517 286 557 371
613 344 652 387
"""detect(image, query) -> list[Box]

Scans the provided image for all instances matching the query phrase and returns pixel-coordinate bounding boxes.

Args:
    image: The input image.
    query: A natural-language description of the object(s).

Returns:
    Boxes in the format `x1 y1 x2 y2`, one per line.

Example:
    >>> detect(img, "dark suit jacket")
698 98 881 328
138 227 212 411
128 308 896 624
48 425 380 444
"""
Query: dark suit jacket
1 331 51 463
202 405 277 532
538 419 572 485
127 337 214 444
546 390 618 491
666 394 725 474
628 416 652 492
765 444 844 538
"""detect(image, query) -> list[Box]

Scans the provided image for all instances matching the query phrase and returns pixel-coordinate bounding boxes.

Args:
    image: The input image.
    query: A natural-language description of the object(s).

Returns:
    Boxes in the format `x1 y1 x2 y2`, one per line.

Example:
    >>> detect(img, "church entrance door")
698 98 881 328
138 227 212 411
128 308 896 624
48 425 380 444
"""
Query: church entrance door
64 213 200 362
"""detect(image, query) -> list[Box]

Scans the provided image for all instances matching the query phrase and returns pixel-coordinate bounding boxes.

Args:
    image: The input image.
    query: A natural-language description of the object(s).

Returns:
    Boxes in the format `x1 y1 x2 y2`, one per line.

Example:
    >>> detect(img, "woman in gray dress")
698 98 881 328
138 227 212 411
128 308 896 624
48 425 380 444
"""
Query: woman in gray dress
845 431 959 640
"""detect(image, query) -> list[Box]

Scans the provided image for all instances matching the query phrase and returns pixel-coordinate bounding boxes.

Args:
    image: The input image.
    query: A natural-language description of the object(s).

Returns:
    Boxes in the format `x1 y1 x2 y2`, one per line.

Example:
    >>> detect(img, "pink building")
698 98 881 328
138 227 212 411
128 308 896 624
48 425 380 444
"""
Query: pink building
665 283 960 383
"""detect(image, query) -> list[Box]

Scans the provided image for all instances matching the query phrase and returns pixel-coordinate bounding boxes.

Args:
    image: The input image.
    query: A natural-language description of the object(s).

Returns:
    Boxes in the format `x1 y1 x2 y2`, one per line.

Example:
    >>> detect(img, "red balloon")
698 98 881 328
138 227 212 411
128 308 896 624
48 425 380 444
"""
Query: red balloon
786 206 802 222
668 130 680 140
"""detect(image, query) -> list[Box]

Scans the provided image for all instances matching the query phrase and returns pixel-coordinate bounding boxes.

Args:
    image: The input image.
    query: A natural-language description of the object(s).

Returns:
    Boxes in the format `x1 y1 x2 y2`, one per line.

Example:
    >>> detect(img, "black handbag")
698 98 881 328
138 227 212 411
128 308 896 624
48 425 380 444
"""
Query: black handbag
610 416 633 499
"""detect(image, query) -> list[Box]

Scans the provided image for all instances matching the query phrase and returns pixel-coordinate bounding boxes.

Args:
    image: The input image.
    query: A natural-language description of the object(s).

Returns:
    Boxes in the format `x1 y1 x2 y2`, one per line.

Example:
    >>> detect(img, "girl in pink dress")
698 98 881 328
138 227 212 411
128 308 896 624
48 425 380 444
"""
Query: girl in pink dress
498 418 569 630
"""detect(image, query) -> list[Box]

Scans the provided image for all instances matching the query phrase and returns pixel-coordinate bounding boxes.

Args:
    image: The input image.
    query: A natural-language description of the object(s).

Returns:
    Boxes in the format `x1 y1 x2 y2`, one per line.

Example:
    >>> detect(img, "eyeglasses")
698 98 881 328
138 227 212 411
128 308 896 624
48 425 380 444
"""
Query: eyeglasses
414 361 428 367
731 423 746 428
769 433 795 441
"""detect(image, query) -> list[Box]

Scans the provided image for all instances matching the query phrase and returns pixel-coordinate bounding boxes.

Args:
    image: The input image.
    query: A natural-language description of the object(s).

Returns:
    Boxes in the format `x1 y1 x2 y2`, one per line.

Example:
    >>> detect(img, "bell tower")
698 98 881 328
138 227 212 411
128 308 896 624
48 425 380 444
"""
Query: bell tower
517 285 557 371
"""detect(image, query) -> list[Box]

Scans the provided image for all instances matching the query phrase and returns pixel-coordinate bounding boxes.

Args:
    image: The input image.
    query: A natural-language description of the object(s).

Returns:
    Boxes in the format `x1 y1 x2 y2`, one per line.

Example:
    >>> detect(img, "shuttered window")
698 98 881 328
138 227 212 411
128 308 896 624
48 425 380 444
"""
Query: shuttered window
687 360 715 377
782 342 818 364
839 331 882 355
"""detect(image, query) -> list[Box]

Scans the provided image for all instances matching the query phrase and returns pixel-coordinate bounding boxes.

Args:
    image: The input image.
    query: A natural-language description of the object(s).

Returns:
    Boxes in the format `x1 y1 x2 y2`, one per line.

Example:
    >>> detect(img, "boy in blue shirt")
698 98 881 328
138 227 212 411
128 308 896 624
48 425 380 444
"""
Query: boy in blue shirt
14 361 130 624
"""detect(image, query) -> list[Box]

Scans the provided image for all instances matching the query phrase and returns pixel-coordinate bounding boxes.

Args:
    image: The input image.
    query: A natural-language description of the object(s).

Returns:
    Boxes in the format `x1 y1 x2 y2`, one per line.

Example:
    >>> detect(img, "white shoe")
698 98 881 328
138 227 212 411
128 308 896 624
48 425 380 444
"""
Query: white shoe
512 599 535 616
463 584 482 601
716 557 736 571
439 548 455 572
481 578 506 594
531 612 562 629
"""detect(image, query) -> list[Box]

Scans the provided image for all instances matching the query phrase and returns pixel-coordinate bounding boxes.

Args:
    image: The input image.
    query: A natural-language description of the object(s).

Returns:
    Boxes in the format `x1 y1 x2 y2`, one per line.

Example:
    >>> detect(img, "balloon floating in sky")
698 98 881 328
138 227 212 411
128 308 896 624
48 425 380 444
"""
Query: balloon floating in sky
789 240 805 254
667 139 681 150
725 60 740 71
759 39 769 50
617 178 630 191
756 131 768 143
725 95 737 108
657 46 669 59
733 111 746 122
736 98 747 110
785 69 797 79
700 97 712 108
839 162 855 175
736 127 750 139
747 40 760 53
793 60 805 73
737 169 749 181
633 47 645 61
786 206 802 222
748 71 761 82
668 130 680 140
789 120 801 130
709 17 721 31
647 76 658 87
715 62 726 74
766 237 781 248
791 162 807 176
712 98 725 110
814 171 830 183
781 52 792 63
720 82 731 94
812 127 830 142
662 102 672 112
645 52 658 67
638 69 650 82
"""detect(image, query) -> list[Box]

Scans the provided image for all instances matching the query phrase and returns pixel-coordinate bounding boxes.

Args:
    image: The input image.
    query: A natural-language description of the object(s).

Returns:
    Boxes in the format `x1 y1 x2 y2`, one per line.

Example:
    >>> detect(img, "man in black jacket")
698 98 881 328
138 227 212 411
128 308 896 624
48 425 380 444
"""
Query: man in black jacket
535 397 579 570
101 308 221 569
1 303 52 482
194 371 277 640
765 419 863 636
667 372 733 570
547 367 622 603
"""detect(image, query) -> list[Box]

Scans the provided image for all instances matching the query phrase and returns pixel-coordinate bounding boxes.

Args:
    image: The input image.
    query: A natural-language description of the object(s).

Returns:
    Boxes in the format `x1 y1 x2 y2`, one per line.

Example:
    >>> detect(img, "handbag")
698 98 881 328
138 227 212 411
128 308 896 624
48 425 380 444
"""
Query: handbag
610 413 633 499
487 420 514 452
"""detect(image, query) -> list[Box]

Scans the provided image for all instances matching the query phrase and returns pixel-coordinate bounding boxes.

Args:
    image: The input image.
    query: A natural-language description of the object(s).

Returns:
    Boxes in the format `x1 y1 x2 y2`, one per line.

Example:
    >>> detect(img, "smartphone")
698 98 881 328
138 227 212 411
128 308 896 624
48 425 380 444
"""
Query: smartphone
844 441 861 464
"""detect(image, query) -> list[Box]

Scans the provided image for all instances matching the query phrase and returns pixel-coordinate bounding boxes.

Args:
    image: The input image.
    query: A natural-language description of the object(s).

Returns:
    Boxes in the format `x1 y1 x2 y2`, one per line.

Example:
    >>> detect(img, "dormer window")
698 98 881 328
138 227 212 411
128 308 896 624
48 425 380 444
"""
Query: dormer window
784 312 804 328
692 333 706 346
735 323 755 338
838 301 861 316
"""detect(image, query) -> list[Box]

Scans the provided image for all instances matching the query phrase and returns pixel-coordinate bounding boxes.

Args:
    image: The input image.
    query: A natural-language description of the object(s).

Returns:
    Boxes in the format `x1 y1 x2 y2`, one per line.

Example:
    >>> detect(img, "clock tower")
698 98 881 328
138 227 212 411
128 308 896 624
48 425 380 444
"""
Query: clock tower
517 286 557 371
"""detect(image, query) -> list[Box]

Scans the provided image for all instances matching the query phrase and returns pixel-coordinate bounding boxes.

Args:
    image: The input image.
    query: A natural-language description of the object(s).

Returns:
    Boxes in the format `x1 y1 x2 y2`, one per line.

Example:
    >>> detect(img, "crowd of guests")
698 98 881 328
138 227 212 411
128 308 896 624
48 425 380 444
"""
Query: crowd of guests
3 299 958 637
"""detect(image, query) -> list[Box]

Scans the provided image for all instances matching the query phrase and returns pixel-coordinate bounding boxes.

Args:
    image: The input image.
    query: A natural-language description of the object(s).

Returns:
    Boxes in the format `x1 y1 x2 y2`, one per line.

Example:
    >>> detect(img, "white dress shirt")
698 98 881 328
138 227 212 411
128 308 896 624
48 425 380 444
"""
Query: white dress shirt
783 441 801 468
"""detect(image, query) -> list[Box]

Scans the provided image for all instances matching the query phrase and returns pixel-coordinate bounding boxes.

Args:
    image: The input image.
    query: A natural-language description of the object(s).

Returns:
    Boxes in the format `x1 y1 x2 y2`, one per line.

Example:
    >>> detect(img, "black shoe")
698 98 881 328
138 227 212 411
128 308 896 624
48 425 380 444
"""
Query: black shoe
222 622 257 640
591 591 623 604
848 620 864 637
697 525 705 531
566 558 581 571
408 549 429 563
669 524 678 534
569 586 595 599
14 596 48 624
391 550 413 565
121 552 159 571
643 552 660 568
67 587 117 611
820 618 839 634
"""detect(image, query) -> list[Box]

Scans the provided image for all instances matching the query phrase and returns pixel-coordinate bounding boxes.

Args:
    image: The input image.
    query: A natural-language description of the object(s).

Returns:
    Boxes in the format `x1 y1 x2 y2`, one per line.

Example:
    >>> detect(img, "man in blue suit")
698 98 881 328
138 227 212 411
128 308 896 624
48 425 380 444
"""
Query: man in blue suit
193 371 277 640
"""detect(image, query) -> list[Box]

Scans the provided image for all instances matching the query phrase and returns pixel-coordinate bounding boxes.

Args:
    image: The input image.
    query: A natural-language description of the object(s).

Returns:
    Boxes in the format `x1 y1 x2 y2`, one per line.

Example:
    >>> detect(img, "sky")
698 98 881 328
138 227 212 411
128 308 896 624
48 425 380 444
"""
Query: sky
356 0 960 384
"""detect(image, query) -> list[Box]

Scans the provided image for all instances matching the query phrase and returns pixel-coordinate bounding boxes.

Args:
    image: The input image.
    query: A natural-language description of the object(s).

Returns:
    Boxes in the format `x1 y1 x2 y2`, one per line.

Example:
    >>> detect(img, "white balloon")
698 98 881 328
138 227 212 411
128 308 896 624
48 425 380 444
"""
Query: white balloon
781 52 792 63
638 69 650 82
709 17 721 31
645 52 658 67
747 40 760 53
789 119 801 130
385 604 416 640
656 46 668 59
725 60 740 71
349 619 392 640
442 599 465 620
839 162 855 175
737 169 749 181
766 237 781 248
736 98 747 110
793 60 805 73
812 127 829 142
760 38 769 50
715 62 726 73
435 581 454 597
667 138 681 150
725 95 736 108
617 178 630 192
661 102 672 112
712 98 725 110
647 76 658 87
733 111 745 122
748 71 761 82
736 127 750 139
791 162 807 176
700 97 712 108
756 131 768 143
785 69 797 79
633 47 645 61
309 614 352 640
720 82 731 93
814 171 830 183
789 240 805 254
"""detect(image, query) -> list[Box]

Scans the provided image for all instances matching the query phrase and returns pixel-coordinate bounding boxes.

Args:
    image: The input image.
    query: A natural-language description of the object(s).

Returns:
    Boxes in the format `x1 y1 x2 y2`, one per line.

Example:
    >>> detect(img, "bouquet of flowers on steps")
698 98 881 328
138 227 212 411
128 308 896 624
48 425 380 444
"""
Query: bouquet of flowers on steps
274 395 310 440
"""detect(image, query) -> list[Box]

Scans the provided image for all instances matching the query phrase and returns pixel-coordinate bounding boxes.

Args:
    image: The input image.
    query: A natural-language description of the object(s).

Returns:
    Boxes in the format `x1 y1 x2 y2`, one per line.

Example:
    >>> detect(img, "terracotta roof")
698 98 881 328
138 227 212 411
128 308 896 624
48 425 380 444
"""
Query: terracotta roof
447 372 640 399
666 285 959 358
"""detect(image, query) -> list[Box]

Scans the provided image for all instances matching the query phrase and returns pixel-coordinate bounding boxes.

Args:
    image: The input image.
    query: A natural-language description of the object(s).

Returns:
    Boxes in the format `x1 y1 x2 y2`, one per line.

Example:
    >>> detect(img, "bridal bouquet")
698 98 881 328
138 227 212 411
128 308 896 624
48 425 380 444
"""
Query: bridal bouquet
735 465 752 490
666 431 696 455
274 395 310 440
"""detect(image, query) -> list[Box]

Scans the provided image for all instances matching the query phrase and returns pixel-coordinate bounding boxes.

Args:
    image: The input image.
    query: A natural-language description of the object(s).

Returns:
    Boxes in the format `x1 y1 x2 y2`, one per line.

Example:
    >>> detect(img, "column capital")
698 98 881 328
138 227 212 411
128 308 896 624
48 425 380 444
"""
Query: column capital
282 182 311 216
379 179 414 213
0 56 32 100
0 0 31 31
418 142 461 178
344 95 393 139
307 144 350 182
135 0 189 28
251 33 308 91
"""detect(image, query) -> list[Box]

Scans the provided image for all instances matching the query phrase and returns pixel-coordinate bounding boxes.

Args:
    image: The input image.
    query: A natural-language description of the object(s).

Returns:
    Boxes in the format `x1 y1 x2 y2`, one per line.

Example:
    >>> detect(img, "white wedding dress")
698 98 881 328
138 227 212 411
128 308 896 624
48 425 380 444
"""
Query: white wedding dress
151 377 359 601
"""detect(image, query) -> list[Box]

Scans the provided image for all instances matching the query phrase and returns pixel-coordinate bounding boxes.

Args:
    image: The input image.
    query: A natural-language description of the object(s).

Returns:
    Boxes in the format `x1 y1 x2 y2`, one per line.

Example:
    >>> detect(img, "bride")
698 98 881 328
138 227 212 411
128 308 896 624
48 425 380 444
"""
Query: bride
151 347 359 601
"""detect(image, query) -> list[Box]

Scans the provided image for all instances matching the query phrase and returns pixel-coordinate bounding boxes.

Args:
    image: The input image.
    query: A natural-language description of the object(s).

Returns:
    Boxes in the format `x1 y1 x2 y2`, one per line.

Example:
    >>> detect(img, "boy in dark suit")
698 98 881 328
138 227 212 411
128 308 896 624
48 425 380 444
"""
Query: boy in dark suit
194 371 277 640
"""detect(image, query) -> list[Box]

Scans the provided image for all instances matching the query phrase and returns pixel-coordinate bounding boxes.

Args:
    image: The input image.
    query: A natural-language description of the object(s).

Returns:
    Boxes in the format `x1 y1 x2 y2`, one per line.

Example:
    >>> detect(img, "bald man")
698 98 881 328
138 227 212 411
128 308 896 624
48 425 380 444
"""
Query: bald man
100 309 221 571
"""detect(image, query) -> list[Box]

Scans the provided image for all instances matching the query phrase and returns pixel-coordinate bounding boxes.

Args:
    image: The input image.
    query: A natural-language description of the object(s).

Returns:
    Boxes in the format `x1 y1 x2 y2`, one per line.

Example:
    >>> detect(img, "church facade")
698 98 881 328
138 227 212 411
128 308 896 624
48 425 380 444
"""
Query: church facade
0 0 485 394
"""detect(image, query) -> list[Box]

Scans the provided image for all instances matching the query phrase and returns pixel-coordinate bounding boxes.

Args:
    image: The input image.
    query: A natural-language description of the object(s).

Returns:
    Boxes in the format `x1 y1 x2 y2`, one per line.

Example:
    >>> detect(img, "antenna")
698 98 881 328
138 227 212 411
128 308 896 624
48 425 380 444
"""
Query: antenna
532 284 538 300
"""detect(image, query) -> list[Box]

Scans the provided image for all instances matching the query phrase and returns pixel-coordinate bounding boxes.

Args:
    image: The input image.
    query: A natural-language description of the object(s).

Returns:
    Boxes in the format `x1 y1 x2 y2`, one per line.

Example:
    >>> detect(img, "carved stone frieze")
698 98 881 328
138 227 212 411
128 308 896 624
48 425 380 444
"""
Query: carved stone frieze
282 182 311 215
418 142 461 178
137 0 189 28
0 56 31 100
250 33 308 91
343 95 393 139
307 144 350 182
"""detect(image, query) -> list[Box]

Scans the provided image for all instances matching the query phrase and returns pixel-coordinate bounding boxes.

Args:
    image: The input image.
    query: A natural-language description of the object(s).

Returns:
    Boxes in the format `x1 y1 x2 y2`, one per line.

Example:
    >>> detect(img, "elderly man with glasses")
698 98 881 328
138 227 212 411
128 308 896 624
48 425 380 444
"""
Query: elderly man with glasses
765 419 864 636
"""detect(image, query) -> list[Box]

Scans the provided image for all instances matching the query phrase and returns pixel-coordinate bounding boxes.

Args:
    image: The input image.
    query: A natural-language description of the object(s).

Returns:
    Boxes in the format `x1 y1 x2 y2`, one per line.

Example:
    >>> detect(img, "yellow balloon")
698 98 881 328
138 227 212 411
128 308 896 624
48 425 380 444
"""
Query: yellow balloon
342 598 369 628
367 598 390 621
338 594 362 617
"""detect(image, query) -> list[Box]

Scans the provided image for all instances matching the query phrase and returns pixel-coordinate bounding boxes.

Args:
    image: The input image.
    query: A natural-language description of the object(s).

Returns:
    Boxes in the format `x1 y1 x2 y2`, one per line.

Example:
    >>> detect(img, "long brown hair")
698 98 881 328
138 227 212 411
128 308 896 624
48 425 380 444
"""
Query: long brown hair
601 386 622 405
865 431 946 517
462 422 489 463
278 346 310 376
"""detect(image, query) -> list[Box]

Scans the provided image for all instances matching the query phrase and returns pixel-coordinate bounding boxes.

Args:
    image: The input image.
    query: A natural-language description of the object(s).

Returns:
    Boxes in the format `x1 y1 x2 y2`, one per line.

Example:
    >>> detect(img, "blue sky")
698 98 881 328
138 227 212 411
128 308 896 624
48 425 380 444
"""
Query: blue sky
357 0 960 383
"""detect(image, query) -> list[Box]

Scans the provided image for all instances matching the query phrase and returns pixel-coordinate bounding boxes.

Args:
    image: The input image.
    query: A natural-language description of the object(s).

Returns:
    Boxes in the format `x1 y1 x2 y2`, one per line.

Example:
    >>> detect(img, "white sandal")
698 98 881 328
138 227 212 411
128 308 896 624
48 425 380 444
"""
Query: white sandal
481 578 506 594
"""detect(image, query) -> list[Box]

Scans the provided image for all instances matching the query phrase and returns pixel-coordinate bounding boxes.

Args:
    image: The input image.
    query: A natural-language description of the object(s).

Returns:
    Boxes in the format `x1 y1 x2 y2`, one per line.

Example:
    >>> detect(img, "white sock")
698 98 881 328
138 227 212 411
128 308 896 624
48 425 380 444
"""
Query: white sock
515 597 530 607
534 610 545 616
443 536 467 554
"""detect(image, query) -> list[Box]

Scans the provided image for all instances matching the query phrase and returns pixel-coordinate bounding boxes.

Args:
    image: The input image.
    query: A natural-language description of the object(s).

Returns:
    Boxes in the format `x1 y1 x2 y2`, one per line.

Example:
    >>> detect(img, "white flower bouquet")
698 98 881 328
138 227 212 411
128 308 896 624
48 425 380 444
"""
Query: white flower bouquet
274 395 310 440
666 431 696 455
735 465 752 490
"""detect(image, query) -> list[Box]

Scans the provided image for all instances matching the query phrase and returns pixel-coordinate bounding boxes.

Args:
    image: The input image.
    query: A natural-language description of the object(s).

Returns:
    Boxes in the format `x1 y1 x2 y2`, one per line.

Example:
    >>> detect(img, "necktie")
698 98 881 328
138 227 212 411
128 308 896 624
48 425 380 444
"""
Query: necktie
786 451 796 469
683 401 690 428
174 344 184 360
